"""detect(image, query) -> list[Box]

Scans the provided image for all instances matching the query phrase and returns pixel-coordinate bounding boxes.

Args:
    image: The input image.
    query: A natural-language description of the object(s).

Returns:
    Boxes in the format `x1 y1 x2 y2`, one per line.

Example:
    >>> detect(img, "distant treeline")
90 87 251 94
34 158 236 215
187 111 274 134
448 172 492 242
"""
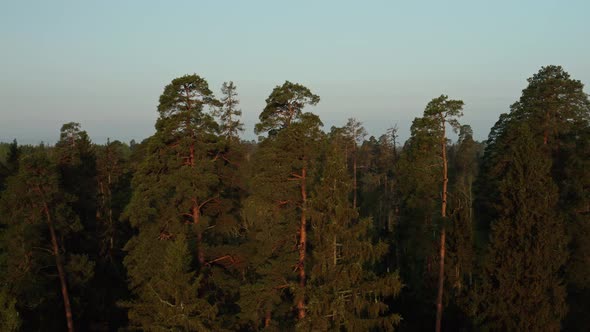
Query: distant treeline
0 65 589 331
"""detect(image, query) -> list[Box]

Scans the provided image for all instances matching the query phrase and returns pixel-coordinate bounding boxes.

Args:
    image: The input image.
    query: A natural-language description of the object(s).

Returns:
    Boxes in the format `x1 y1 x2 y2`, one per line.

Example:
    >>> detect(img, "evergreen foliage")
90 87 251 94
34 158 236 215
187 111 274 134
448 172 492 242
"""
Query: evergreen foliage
474 124 567 331
1 65 589 331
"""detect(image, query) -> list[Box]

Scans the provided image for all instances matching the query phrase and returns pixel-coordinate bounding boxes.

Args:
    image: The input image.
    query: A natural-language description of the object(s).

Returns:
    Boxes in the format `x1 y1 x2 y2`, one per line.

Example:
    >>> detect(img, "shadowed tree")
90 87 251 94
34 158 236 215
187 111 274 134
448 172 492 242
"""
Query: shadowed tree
343 118 367 210
474 124 567 331
302 134 402 331
422 95 464 332
0 150 89 332
475 65 590 330
0 290 20 331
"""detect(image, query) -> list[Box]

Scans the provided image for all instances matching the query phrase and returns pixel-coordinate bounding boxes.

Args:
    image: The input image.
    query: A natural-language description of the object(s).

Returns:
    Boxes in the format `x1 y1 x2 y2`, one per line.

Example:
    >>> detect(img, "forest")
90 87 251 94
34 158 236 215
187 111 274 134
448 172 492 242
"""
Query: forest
0 65 589 331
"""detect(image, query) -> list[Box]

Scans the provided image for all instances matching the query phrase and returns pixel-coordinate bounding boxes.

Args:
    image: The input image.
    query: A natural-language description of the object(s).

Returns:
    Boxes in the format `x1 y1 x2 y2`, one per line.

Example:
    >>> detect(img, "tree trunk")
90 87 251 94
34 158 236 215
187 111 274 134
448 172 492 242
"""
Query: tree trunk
353 151 357 210
435 124 448 332
264 310 271 328
435 228 446 332
43 203 75 332
193 205 205 265
297 167 307 319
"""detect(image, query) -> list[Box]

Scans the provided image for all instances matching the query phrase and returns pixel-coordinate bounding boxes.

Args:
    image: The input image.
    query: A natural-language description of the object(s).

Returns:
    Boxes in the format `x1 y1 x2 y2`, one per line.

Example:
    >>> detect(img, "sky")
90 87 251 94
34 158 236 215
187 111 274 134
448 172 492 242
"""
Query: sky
1 0 589 144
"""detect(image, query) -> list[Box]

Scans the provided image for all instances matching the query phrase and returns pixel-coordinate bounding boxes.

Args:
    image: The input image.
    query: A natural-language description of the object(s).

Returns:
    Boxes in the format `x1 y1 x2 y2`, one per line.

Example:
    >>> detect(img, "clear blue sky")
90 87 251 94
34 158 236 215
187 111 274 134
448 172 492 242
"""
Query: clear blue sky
1 0 589 144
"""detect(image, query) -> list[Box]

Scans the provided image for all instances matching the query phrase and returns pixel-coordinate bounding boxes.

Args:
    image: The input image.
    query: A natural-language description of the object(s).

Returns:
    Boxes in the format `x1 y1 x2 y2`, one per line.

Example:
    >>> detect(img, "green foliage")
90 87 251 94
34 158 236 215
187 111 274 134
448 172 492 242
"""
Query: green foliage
123 233 216 331
0 149 91 330
473 124 567 331
123 73 245 329
0 289 20 332
303 136 402 331
475 65 590 330
1 64 589 331
255 81 320 134
239 82 324 328
214 81 244 143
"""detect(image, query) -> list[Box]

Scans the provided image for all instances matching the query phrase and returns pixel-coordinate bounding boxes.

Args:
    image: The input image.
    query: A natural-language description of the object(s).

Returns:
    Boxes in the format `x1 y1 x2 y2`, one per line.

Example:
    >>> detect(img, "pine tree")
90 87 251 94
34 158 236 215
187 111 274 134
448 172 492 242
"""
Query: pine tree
474 124 567 331
123 74 239 329
0 150 88 332
394 115 442 329
418 95 465 332
240 81 321 327
475 65 590 329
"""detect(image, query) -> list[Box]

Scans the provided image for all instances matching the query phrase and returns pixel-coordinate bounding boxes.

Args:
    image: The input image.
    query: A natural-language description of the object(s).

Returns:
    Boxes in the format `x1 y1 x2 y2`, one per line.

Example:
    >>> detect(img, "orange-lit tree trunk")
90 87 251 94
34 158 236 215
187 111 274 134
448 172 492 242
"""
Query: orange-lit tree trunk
43 201 75 332
192 204 205 265
265 310 272 328
297 166 307 319
352 150 357 210
435 120 448 332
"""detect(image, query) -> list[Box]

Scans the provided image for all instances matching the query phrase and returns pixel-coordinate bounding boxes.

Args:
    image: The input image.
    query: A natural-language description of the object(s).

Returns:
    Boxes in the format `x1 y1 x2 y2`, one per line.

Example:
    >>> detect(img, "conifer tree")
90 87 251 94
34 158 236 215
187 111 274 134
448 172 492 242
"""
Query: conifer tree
0 150 87 332
303 135 402 331
214 81 244 143
92 139 133 328
123 233 216 330
241 81 321 327
343 118 367 210
446 126 479 291
444 125 480 328
6 139 20 174
421 95 464 332
96 139 130 261
474 124 567 331
475 66 590 329
394 115 442 329
123 74 238 329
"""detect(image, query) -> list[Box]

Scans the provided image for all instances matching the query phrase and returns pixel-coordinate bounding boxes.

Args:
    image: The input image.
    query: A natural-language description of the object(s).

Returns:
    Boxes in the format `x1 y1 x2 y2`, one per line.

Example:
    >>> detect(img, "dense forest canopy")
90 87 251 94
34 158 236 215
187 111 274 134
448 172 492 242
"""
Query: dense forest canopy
1 65 589 331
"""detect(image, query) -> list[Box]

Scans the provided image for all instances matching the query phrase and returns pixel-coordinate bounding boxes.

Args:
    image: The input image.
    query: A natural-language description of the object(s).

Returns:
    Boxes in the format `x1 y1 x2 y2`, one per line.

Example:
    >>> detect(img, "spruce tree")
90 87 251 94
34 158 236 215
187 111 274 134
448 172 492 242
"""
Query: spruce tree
123 233 216 331
342 118 367 210
302 134 402 331
214 81 244 143
474 124 567 331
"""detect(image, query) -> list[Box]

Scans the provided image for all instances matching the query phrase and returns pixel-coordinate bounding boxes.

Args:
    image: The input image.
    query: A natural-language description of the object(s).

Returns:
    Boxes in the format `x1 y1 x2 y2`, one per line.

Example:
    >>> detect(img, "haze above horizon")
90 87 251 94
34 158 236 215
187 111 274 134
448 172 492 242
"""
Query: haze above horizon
1 0 589 145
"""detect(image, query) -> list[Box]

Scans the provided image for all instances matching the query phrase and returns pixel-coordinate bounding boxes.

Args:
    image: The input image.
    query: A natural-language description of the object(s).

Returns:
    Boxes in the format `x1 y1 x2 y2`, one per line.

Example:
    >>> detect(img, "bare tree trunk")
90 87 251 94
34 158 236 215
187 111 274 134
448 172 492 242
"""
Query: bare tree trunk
188 141 206 265
44 202 75 332
436 228 446 332
297 167 307 319
353 152 357 210
193 205 205 265
265 310 271 328
436 124 448 332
